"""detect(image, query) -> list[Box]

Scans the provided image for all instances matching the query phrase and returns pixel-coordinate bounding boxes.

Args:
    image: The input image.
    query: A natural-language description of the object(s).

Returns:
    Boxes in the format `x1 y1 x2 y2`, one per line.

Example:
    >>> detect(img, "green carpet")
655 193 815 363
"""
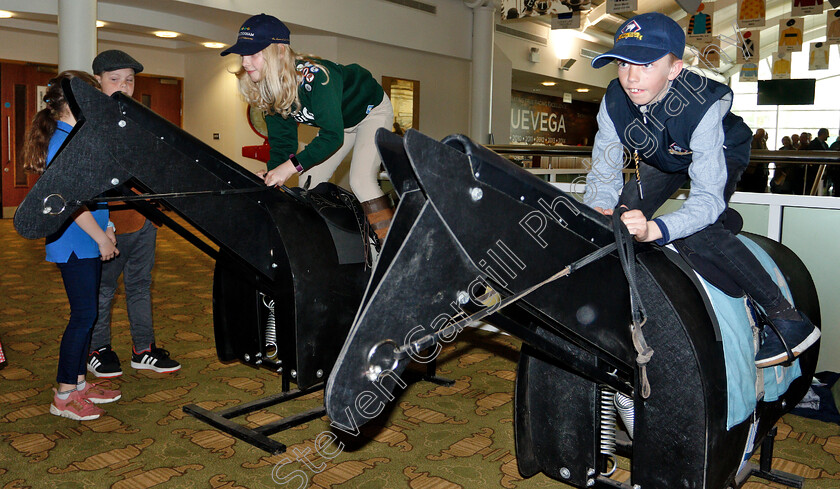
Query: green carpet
1 217 839 489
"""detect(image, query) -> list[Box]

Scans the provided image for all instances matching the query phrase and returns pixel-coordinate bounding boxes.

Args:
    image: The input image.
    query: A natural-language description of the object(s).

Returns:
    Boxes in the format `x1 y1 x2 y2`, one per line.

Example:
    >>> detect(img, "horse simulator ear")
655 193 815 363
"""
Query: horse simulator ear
326 129 820 489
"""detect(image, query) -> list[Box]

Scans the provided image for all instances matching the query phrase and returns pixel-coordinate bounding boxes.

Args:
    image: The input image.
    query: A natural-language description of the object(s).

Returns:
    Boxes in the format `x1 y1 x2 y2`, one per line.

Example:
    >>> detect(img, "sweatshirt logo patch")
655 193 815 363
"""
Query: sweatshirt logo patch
298 62 320 92
668 142 692 155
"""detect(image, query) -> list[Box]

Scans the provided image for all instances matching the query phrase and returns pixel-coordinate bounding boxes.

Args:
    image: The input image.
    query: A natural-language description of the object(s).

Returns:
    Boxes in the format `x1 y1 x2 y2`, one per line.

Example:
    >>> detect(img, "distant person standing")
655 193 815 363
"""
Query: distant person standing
87 50 181 378
771 136 797 194
739 128 768 192
780 136 795 150
808 128 838 196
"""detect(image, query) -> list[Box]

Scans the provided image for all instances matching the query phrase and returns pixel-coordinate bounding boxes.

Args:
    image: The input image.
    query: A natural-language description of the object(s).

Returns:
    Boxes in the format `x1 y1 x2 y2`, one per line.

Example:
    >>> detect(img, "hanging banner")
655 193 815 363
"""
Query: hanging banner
737 29 760 63
792 0 823 17
740 62 759 81
695 39 722 67
687 3 714 43
607 0 638 14
737 0 766 27
501 0 580 20
772 52 792 79
551 12 582 29
778 17 804 53
828 10 840 44
809 41 830 69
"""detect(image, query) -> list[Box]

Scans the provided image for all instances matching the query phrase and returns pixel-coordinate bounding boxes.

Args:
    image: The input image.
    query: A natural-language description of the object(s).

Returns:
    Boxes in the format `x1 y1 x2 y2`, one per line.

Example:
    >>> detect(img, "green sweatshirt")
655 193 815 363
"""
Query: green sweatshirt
264 58 385 170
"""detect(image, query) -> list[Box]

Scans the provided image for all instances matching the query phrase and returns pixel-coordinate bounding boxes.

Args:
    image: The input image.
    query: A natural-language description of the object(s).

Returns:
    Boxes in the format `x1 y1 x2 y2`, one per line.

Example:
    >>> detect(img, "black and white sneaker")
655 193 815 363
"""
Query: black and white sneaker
87 345 123 378
130 343 181 373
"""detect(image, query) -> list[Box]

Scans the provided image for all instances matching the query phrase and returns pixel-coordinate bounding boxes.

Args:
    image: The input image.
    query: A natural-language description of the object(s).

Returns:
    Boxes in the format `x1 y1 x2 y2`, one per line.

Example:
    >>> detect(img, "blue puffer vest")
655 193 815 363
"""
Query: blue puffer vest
605 69 752 173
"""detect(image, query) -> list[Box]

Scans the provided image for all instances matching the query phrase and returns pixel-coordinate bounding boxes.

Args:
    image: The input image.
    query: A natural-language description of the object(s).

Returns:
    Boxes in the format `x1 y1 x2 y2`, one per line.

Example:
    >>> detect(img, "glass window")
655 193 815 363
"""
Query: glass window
730 37 840 150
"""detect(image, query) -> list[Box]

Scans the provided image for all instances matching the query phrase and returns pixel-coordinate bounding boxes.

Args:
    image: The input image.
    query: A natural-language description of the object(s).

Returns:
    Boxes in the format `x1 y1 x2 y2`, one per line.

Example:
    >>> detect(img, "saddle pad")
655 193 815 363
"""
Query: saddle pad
692 235 801 429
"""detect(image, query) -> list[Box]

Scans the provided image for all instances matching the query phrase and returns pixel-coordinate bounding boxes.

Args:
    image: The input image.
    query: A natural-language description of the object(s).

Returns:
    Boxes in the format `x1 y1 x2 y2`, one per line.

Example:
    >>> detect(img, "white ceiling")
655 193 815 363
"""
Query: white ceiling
1 0 836 94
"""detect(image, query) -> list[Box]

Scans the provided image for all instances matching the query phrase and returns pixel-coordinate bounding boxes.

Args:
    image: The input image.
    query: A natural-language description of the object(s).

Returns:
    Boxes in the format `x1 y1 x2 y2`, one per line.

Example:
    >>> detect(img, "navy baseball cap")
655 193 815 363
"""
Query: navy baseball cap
591 13 685 69
221 14 290 57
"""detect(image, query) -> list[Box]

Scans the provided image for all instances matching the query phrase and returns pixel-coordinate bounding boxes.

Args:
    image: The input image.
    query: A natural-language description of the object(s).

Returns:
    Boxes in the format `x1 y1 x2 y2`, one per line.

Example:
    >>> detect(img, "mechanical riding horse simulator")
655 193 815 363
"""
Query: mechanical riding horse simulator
324 129 821 489
14 79 820 487
14 78 373 453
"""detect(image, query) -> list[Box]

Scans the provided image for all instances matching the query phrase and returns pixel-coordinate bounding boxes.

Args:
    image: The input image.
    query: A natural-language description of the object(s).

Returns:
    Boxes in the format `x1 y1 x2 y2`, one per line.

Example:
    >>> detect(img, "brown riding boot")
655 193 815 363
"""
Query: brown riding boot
361 195 395 241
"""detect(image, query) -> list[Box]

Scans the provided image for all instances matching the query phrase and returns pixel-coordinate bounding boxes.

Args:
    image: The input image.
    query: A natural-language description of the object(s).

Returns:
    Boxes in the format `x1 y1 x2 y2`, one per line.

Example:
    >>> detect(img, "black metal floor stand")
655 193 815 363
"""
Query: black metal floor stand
575 425 804 489
183 358 451 455
735 426 804 488
182 382 326 455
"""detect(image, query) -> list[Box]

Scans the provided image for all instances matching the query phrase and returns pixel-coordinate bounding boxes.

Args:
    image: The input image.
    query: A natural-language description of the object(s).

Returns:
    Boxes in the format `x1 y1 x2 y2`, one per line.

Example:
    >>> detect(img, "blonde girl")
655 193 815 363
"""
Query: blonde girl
222 14 395 240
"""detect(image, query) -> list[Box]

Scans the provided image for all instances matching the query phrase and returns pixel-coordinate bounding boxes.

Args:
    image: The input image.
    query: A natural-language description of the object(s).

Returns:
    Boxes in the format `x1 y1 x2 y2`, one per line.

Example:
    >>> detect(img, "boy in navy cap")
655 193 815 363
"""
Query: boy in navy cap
584 12 819 368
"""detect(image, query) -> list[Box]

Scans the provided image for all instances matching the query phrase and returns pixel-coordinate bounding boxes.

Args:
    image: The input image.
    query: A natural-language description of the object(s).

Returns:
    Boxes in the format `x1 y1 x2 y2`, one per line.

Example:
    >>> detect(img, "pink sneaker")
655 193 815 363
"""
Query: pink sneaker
50 389 104 421
77 381 122 404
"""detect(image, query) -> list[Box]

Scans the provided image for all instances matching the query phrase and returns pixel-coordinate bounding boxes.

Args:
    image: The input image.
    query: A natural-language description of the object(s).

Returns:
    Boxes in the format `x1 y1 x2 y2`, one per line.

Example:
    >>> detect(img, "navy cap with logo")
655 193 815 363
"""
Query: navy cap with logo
591 13 685 69
221 13 290 57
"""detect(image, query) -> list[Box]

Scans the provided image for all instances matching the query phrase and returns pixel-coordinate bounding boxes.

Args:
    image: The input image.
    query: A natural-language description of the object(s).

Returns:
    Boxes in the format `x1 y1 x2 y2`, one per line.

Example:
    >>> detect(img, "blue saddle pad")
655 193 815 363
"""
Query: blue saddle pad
690 235 801 429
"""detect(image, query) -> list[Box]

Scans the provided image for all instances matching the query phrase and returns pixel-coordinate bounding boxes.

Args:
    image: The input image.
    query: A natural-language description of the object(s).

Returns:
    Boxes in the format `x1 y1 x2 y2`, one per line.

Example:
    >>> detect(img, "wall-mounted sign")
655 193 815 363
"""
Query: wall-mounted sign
510 90 598 145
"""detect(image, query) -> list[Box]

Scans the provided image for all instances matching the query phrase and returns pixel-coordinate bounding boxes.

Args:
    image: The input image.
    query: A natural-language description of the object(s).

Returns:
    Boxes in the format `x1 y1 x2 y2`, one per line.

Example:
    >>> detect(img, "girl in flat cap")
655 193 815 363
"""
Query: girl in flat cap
223 13 395 241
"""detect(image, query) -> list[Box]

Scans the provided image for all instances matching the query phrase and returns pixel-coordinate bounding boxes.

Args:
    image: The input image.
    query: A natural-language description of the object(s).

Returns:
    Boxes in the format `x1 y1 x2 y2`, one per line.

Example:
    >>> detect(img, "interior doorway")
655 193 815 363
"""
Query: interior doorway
0 61 183 218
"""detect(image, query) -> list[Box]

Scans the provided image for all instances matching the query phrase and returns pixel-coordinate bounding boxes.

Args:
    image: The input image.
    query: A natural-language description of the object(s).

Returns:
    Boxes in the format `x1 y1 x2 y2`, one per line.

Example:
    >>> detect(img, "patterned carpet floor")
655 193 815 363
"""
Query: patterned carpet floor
1 217 840 489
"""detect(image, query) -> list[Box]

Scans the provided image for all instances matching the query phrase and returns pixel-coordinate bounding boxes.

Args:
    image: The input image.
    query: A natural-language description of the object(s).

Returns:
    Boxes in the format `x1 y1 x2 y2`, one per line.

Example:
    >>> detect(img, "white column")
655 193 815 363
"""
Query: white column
469 4 495 144
58 0 97 73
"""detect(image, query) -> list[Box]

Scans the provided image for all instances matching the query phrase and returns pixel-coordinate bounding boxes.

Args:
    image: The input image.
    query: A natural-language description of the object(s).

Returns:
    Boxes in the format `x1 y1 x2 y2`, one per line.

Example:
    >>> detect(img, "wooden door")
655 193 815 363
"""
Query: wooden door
134 75 182 127
0 62 56 218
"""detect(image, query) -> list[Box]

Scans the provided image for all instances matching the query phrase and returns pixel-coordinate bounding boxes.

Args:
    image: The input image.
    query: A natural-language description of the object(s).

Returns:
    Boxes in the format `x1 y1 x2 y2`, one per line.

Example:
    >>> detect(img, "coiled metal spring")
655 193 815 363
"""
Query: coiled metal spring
261 294 278 359
614 391 635 439
599 386 618 477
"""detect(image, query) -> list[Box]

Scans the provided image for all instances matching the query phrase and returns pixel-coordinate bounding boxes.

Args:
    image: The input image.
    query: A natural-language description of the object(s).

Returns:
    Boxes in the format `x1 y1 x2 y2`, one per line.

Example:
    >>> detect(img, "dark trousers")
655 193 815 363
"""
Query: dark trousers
92 220 157 351
618 159 786 311
56 254 102 385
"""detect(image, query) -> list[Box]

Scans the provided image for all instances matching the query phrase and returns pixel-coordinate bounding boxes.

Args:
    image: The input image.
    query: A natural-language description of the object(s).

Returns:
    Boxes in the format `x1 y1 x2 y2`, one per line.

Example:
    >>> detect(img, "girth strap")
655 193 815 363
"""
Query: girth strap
612 210 654 399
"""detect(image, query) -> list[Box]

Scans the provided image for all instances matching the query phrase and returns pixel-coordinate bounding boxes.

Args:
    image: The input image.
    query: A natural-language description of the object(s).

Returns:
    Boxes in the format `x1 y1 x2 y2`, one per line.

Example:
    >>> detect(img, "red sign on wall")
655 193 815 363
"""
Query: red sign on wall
510 90 598 146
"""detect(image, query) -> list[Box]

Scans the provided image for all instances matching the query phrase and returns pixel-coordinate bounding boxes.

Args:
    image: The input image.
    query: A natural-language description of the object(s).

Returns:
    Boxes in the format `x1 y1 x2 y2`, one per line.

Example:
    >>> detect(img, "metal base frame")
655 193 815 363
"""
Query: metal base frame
182 382 326 455
183 358 450 455
733 427 804 489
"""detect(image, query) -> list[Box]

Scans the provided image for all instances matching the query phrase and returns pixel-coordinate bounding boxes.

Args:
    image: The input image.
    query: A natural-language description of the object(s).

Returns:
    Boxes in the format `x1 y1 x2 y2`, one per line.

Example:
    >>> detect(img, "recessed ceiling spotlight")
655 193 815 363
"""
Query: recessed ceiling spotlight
203 42 226 49
96 20 105 28
576 88 590 93
154 31 179 38
541 81 557 87
0 10 14 18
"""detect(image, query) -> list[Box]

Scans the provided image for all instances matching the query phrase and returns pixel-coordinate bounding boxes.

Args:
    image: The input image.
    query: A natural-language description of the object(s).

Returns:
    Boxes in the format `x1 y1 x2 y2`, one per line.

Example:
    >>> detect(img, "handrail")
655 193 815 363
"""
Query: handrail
487 145 840 194
487 145 840 165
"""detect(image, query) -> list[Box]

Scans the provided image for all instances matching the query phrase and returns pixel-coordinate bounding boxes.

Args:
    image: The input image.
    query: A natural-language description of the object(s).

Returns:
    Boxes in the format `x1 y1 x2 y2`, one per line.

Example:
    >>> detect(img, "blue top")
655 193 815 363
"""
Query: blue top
44 120 109 263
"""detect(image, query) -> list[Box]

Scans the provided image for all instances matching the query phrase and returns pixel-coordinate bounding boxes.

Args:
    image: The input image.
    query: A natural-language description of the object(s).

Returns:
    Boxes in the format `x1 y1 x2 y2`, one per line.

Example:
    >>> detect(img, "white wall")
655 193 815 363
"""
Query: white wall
494 23 615 92
336 38 471 141
0 28 56 63
174 0 474 61
0 27 185 77
181 33 471 184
